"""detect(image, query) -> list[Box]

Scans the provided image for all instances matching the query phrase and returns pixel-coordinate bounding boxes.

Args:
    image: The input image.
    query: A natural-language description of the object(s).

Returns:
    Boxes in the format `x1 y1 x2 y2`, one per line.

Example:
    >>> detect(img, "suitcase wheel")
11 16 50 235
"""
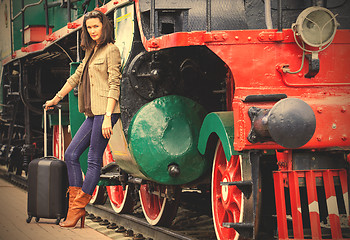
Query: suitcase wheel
55 218 61 225
26 215 32 223
35 217 40 222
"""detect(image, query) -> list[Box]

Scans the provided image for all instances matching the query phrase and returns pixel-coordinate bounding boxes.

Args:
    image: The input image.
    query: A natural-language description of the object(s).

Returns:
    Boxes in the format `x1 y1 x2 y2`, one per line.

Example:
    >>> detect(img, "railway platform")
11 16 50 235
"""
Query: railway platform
0 165 214 240
0 177 130 240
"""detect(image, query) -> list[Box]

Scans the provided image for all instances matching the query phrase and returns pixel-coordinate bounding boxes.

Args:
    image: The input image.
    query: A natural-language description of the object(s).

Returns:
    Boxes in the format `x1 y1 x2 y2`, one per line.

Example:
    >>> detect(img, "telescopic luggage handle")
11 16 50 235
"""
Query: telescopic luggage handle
42 104 62 159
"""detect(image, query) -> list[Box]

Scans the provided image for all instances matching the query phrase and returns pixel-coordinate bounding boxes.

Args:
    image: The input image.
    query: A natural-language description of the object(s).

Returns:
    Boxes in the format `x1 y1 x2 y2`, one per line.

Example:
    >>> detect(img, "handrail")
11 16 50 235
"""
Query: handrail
11 0 44 21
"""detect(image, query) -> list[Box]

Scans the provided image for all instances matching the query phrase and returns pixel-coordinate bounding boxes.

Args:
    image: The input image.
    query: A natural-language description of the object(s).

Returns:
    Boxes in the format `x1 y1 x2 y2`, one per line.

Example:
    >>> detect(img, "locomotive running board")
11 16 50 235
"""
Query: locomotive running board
274 169 350 240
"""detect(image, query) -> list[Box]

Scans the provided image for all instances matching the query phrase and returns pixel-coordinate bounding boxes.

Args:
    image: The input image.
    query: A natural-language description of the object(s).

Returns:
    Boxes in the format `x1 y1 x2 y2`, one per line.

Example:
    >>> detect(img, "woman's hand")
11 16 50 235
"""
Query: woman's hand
44 97 60 110
102 115 113 139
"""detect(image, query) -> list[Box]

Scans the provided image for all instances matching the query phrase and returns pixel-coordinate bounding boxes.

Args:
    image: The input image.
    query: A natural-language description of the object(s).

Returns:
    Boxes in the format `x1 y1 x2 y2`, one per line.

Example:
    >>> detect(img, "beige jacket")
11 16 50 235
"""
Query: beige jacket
67 43 121 115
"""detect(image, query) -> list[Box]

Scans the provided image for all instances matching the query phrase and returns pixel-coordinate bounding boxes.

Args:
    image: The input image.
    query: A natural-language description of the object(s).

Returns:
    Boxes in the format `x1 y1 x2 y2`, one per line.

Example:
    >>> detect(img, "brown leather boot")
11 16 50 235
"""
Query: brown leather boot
59 189 92 228
67 186 81 209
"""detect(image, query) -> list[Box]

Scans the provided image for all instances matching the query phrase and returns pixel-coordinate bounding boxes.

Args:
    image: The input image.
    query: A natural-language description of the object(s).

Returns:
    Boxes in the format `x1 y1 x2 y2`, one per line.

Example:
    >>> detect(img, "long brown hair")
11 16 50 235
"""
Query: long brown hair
80 10 114 50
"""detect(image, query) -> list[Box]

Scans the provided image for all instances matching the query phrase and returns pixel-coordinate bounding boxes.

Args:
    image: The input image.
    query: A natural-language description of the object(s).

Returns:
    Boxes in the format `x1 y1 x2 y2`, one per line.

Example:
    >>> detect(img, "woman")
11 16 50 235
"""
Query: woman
45 10 121 228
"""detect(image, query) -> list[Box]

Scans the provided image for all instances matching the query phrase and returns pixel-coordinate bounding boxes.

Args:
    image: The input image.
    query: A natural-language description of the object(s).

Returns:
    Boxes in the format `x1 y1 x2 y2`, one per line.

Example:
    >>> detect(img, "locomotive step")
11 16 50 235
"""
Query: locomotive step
222 222 254 239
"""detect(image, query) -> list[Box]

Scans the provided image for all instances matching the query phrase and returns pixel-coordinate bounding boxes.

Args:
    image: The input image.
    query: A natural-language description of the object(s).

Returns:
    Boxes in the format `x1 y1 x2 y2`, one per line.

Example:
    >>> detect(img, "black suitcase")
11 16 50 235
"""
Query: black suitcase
26 105 68 225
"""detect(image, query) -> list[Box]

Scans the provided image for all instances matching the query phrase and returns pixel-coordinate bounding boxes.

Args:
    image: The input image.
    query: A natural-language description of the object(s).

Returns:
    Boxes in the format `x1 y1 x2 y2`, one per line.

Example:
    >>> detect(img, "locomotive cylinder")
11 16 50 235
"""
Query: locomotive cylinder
111 95 209 185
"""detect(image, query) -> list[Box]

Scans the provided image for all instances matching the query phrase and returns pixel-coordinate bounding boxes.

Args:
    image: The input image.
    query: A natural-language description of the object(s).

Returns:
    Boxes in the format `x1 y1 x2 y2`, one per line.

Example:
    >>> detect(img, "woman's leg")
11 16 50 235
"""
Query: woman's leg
64 117 94 187
82 114 119 195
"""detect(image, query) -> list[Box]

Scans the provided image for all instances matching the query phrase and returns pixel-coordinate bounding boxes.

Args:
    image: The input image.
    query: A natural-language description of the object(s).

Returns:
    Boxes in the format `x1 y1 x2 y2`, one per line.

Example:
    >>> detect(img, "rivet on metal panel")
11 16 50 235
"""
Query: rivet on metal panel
258 33 265 41
248 37 252 41
258 31 284 42
46 35 56 41
316 136 322 141
332 123 337 129
317 107 323 113
148 39 159 48
342 135 347 141
67 22 80 29
341 107 346 113
235 36 239 40
203 32 227 43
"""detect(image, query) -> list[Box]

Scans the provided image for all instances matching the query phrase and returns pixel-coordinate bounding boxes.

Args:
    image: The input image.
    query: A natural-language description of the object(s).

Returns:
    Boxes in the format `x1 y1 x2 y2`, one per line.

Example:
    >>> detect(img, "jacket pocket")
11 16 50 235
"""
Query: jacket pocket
94 58 105 65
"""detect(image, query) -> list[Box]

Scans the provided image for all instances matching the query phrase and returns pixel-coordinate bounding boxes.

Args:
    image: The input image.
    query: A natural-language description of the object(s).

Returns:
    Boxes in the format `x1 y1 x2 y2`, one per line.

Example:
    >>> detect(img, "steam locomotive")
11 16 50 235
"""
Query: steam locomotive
1 0 349 239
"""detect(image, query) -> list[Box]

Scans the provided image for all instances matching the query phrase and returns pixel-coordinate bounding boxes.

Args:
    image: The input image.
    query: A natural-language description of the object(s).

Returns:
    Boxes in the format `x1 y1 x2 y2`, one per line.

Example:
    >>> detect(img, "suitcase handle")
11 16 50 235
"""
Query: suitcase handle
43 104 62 113
43 104 62 159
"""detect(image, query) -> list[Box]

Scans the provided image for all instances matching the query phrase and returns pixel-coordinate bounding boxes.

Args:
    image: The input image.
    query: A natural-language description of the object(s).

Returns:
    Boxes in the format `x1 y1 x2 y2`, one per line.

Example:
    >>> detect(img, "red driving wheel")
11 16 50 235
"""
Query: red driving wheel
104 144 134 213
212 141 243 240
139 184 180 226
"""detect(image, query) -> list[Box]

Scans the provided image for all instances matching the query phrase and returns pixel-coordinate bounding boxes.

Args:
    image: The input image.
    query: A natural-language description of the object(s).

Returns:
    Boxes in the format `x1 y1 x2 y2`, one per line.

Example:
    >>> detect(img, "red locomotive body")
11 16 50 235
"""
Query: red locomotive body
133 1 350 238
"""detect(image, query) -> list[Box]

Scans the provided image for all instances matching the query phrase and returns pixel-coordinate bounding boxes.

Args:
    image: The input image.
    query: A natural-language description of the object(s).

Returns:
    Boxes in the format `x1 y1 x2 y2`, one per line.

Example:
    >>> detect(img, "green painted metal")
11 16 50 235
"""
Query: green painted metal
68 62 88 174
48 103 70 127
128 95 209 185
197 112 238 161
10 0 96 52
97 179 118 186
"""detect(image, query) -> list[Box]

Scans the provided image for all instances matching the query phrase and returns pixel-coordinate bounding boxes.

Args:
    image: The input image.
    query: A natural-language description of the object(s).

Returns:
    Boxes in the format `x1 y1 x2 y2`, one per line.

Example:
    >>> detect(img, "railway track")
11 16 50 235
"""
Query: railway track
0 167 217 240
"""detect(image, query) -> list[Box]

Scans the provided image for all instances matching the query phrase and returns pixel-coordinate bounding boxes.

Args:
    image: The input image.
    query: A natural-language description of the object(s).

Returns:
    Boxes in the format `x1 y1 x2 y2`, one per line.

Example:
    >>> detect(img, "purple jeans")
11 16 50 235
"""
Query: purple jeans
64 114 119 195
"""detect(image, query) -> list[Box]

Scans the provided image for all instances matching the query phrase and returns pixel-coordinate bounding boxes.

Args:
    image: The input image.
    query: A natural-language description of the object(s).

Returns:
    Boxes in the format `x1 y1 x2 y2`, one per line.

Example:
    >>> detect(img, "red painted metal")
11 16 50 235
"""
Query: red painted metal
212 146 243 240
289 171 304 239
104 144 134 214
323 170 343 239
24 25 53 44
276 64 350 87
231 97 350 151
305 171 322 239
274 169 349 240
276 150 293 171
258 31 285 42
339 171 349 229
67 22 81 29
273 171 289 240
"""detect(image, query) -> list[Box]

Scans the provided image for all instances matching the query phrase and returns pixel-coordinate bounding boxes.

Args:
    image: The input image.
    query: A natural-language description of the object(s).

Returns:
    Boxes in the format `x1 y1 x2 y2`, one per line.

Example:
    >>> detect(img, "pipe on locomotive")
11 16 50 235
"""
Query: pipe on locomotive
277 0 282 31
264 0 273 29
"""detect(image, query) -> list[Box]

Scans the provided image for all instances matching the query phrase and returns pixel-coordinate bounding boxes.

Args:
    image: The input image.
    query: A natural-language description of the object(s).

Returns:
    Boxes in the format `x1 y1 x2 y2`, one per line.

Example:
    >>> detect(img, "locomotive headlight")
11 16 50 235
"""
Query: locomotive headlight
293 6 338 48
284 7 339 78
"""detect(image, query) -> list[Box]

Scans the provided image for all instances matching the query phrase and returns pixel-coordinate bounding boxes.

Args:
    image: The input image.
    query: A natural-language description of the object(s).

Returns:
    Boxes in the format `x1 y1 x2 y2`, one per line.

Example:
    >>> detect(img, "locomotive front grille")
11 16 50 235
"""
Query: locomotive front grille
274 169 349 240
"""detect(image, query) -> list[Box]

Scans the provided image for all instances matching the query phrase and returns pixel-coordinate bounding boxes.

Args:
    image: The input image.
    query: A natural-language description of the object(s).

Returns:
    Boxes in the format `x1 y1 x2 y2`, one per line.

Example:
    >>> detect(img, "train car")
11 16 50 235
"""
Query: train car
1 0 349 239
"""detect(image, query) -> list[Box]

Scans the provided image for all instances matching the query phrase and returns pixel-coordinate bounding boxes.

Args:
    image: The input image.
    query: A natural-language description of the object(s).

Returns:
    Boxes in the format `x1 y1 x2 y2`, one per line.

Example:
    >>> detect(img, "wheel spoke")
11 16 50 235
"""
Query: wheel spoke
228 157 241 181
218 163 226 176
